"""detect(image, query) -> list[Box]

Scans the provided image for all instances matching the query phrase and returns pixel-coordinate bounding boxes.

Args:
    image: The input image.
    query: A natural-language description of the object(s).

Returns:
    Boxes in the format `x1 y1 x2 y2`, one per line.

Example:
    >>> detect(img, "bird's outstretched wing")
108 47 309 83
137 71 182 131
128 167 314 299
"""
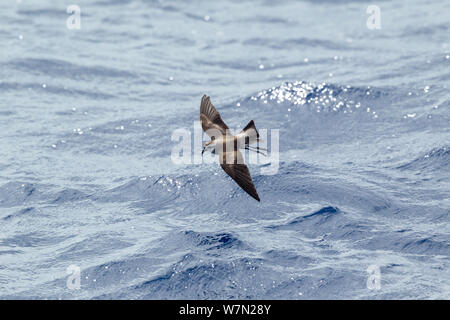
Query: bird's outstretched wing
220 150 260 202
200 95 230 137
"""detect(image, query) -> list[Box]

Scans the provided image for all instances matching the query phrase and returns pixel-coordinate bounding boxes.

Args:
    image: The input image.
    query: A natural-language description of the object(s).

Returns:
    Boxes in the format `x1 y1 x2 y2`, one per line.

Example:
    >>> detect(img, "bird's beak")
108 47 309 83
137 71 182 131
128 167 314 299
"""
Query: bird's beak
202 147 205 156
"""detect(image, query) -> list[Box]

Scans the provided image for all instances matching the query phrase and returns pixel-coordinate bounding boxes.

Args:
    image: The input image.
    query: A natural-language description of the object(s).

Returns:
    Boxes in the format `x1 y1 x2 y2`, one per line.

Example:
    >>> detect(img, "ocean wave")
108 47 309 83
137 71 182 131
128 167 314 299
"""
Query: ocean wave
9 58 134 79
397 146 450 172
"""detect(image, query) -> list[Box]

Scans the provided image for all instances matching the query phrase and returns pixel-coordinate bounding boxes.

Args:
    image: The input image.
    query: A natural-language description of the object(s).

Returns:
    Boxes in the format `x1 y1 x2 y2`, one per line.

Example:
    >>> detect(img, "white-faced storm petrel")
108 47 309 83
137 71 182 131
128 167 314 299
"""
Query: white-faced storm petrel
200 95 266 201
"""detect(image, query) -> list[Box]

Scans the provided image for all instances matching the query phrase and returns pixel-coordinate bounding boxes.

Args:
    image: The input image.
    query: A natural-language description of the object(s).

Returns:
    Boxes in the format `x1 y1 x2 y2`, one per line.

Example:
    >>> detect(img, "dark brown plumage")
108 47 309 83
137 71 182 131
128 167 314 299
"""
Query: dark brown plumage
200 95 261 202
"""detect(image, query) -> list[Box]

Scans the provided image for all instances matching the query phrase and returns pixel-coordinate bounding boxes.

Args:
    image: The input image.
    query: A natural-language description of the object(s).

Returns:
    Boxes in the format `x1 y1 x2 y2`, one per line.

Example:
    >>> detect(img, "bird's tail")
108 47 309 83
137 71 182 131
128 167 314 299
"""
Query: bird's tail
240 120 267 156
240 120 259 143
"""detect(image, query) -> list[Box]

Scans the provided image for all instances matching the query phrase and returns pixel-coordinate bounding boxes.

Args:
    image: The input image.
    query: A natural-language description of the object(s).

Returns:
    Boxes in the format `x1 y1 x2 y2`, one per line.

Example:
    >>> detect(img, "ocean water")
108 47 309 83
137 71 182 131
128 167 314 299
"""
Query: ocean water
0 0 449 299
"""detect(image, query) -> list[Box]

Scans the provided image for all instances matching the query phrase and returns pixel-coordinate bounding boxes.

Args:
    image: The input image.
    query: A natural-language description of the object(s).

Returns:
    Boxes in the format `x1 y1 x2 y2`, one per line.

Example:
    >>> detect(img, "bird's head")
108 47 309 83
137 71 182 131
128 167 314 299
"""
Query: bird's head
202 140 214 155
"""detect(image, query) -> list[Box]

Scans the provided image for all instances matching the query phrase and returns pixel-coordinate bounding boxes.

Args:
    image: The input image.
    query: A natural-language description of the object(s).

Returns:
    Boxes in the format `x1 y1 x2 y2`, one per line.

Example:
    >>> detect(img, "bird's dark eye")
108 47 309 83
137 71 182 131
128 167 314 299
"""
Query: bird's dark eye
211 136 215 141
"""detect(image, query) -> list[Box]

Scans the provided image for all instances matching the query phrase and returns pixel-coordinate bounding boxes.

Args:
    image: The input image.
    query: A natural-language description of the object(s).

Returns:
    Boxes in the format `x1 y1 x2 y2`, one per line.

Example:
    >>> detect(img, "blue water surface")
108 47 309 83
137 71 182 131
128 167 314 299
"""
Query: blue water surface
0 0 449 299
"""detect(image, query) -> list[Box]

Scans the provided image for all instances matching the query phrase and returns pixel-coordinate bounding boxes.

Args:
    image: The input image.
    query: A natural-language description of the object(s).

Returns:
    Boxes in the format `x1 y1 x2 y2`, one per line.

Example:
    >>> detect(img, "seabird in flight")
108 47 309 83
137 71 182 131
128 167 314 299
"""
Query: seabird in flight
200 95 265 202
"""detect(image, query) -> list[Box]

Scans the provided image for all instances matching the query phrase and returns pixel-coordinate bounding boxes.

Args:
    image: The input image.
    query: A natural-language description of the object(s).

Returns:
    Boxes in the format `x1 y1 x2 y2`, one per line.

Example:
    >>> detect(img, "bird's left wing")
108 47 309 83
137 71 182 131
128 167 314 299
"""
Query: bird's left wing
220 151 260 202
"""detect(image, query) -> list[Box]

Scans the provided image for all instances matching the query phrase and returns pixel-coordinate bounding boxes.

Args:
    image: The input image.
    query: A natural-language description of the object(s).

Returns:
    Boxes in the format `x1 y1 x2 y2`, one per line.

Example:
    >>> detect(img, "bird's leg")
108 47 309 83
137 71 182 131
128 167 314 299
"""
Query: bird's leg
255 146 268 151
245 145 267 156
245 141 267 152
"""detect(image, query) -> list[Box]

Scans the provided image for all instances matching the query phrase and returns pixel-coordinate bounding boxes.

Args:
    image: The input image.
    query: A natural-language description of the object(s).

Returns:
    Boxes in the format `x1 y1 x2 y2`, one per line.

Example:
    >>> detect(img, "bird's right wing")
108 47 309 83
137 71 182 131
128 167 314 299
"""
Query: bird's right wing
220 151 260 202
200 95 230 137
